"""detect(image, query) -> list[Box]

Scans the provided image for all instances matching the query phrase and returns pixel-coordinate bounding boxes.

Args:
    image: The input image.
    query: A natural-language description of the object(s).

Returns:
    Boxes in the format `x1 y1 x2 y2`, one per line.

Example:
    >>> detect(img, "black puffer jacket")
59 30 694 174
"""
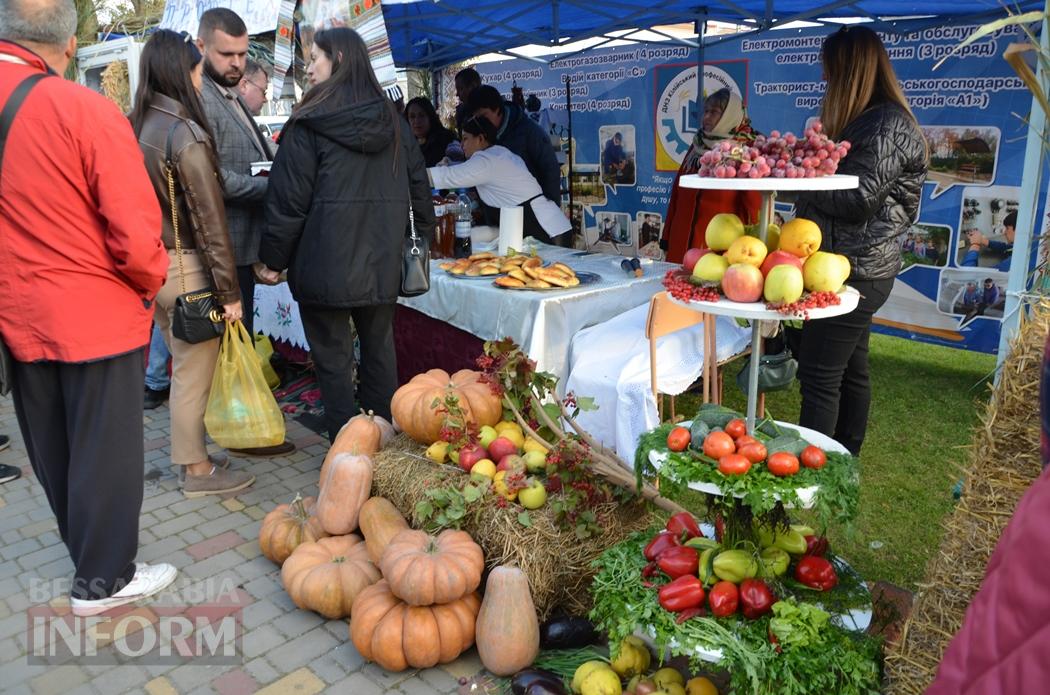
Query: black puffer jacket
261 95 435 307
794 101 927 280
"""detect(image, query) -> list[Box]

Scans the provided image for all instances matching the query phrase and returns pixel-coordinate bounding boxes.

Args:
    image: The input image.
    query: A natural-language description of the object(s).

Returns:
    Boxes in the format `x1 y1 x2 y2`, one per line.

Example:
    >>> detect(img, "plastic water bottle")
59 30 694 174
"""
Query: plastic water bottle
453 189 473 259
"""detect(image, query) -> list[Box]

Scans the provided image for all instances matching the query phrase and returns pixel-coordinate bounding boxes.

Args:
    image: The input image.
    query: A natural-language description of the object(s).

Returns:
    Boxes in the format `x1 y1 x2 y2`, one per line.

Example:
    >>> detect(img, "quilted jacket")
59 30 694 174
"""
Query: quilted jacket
794 101 927 280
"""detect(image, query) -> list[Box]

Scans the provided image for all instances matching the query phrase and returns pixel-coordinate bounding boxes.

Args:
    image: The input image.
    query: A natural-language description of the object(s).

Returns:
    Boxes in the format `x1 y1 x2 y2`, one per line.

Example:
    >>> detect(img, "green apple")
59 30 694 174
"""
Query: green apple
763 264 804 304
518 479 548 509
705 213 745 251
691 252 729 284
523 450 547 473
478 425 499 450
802 251 851 293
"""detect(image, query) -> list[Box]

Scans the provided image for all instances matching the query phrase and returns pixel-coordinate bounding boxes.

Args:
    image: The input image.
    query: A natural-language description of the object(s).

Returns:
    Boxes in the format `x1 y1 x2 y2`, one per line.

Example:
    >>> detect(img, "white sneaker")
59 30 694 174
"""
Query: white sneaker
69 563 177 617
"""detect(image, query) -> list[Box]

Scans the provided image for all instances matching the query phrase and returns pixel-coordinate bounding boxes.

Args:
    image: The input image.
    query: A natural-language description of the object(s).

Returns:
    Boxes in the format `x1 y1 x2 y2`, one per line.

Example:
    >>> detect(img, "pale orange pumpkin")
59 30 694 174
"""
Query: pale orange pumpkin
390 369 502 444
350 579 480 672
281 535 381 619
258 494 328 565
475 565 540 675
319 410 396 485
380 529 484 606
358 497 410 564
316 453 372 535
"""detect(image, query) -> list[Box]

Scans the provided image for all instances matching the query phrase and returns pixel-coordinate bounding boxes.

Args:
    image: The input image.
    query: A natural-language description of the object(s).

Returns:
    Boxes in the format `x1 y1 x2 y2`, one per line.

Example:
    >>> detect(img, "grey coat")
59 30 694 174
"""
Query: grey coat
200 76 273 265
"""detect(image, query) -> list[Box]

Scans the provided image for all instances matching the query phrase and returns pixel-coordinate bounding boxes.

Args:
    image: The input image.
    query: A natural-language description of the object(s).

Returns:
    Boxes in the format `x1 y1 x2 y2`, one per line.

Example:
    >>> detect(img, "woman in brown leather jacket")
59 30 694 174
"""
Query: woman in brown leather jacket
130 30 254 498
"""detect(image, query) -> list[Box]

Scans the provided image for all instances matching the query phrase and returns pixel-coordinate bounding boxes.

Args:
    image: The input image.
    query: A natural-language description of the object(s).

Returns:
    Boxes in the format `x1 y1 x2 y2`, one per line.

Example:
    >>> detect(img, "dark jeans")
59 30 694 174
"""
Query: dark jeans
797 277 894 456
12 350 144 600
299 303 397 442
237 265 256 337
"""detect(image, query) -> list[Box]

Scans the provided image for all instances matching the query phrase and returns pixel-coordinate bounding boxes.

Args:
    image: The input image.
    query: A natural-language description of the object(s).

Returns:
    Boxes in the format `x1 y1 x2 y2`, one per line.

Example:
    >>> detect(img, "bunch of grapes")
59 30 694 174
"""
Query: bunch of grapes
698 122 851 180
765 290 842 320
663 270 721 303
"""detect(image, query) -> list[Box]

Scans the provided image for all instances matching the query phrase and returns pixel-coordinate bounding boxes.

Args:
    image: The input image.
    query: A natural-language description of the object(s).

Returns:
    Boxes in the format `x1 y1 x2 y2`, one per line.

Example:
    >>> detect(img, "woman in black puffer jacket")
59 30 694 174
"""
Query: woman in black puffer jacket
792 26 927 455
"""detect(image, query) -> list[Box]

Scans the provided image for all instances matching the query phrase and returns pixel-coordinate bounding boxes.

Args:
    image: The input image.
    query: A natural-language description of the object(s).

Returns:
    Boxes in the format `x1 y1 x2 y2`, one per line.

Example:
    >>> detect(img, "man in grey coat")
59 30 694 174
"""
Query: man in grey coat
197 8 294 457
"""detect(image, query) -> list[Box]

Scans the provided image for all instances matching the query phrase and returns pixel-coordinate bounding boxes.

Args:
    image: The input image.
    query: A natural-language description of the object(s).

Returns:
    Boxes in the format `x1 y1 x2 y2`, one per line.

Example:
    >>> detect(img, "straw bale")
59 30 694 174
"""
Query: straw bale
884 298 1050 694
371 435 655 619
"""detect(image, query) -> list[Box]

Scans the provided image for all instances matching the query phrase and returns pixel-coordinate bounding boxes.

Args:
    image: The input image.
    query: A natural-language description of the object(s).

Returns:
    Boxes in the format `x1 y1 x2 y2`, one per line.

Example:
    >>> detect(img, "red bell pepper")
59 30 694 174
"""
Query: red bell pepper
643 531 681 561
795 555 838 591
658 575 705 613
708 581 739 618
739 578 775 619
666 512 703 541
804 535 829 557
656 545 699 579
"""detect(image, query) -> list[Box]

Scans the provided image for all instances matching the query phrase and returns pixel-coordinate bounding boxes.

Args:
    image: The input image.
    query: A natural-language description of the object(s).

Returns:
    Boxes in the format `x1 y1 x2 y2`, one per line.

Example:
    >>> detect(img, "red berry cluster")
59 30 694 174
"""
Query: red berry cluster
698 122 851 179
663 270 721 303
765 291 842 320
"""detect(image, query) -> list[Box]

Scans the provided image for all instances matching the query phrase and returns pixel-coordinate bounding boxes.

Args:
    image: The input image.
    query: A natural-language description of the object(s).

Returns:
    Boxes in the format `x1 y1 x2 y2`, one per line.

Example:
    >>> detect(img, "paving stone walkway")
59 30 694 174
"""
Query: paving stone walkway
0 398 482 694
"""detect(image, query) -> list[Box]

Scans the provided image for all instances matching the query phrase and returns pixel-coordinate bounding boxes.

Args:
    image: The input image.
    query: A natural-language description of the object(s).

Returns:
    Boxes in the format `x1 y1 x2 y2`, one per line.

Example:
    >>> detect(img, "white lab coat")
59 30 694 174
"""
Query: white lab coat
428 145 571 239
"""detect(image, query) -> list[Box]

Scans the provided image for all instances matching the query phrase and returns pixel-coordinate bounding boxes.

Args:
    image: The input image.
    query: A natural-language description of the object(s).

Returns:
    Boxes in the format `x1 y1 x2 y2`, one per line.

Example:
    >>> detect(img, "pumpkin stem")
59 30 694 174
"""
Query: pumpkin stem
332 555 346 564
290 492 308 520
425 538 441 554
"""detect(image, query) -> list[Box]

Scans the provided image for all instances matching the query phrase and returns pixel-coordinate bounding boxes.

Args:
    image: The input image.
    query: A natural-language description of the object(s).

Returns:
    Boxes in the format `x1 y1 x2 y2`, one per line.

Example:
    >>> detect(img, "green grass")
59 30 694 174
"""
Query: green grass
669 333 996 589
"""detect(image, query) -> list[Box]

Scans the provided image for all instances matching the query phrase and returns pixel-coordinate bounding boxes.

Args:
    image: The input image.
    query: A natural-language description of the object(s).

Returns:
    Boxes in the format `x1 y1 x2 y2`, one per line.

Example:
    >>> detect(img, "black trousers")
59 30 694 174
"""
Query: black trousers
299 303 397 442
797 278 894 456
237 265 256 337
12 350 144 600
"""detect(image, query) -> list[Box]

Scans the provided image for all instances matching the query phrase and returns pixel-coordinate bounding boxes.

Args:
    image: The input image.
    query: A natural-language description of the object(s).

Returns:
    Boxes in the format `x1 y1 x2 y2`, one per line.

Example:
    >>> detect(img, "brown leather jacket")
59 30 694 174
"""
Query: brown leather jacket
137 93 239 305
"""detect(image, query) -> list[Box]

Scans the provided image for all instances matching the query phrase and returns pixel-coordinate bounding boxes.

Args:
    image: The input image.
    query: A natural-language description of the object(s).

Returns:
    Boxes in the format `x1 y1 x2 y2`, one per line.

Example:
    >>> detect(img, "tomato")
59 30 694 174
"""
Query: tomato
703 431 736 459
738 442 767 464
724 418 747 440
800 445 827 469
734 435 758 449
708 580 739 618
718 453 752 476
767 452 800 476
667 427 691 452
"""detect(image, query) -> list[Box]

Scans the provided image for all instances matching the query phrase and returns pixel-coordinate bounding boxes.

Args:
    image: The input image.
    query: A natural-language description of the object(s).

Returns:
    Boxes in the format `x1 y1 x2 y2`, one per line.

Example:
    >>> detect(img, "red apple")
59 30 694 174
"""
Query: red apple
721 263 764 303
456 443 486 473
487 436 519 462
682 247 712 273
497 454 526 474
760 250 805 278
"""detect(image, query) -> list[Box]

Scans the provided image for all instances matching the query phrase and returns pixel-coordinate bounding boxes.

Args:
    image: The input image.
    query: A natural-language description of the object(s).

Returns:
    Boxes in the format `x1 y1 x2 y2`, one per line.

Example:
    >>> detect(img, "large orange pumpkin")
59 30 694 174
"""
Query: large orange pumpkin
316 453 372 535
350 579 481 672
475 565 540 675
358 497 410 564
281 535 381 619
320 411 395 484
380 529 484 606
390 369 502 444
258 494 328 565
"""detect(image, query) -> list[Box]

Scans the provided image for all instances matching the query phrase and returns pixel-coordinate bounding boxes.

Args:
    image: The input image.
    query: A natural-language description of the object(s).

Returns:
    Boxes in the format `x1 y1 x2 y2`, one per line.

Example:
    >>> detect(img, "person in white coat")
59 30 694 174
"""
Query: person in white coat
428 115 571 245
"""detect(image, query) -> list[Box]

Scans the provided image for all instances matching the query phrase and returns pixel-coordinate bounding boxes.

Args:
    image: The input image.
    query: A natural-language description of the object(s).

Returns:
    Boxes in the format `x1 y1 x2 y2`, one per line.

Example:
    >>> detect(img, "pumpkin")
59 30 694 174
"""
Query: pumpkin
359 497 410 564
258 494 328 565
390 369 502 444
281 535 381 619
380 529 484 606
475 565 540 676
320 411 396 485
350 579 481 672
316 453 372 535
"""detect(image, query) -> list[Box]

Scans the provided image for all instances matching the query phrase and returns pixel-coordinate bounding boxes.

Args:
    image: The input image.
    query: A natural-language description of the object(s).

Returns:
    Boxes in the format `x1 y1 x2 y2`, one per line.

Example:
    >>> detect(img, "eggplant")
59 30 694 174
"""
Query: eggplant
511 668 568 695
539 615 600 649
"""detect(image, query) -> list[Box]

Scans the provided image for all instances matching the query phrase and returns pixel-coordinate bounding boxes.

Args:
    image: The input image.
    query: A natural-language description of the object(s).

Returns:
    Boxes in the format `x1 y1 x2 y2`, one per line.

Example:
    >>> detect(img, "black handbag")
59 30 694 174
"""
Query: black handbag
400 203 430 297
736 349 798 394
164 123 225 344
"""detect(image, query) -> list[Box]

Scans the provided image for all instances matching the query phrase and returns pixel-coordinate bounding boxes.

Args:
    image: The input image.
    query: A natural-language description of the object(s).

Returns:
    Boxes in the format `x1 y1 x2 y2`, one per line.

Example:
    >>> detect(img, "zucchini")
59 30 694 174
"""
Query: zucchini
694 406 741 429
766 435 808 457
688 420 710 452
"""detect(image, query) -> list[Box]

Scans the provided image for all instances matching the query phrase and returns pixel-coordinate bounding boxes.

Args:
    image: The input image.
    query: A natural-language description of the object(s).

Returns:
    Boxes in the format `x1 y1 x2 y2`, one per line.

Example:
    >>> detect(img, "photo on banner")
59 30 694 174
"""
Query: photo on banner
901 223 951 270
599 125 636 187
921 126 1001 199
937 268 1008 327
954 185 1019 270
636 211 664 259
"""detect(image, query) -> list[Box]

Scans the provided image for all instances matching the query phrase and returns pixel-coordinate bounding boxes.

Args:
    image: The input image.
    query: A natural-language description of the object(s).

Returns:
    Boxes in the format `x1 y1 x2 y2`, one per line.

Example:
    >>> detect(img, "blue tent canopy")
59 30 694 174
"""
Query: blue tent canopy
382 0 1044 69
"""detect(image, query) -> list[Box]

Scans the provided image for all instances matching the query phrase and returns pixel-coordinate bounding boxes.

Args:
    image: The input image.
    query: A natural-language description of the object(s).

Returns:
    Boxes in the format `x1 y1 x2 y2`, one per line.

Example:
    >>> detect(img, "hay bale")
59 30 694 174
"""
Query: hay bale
883 298 1050 694
372 435 655 619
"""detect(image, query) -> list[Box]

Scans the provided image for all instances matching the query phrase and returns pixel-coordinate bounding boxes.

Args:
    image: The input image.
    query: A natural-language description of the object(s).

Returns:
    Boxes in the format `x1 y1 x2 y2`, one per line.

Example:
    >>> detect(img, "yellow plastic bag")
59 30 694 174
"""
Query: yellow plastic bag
253 332 280 390
205 320 285 449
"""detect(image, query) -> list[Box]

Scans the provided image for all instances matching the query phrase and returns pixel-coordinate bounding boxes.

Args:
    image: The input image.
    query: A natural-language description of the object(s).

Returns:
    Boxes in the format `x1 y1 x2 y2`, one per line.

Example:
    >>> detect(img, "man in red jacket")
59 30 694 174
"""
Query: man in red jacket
0 0 172 616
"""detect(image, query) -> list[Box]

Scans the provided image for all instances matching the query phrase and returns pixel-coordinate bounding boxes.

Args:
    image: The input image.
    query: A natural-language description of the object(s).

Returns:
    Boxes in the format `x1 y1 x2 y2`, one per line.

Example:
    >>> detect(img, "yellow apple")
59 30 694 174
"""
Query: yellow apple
705 213 745 251
803 251 851 293
779 218 822 258
523 437 549 456
523 450 547 473
500 427 525 450
763 264 805 304
493 470 517 501
478 425 499 449
518 479 548 509
470 459 496 479
425 441 449 464
691 252 729 284
725 235 768 267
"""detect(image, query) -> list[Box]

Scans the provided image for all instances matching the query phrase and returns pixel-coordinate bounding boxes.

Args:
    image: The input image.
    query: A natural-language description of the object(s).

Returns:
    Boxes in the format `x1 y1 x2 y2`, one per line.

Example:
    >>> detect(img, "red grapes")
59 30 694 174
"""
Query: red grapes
697 122 851 180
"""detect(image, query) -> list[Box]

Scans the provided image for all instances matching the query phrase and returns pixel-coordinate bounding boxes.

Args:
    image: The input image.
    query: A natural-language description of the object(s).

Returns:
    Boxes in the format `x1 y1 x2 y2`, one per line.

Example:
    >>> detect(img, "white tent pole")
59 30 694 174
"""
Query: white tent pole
995 2 1050 376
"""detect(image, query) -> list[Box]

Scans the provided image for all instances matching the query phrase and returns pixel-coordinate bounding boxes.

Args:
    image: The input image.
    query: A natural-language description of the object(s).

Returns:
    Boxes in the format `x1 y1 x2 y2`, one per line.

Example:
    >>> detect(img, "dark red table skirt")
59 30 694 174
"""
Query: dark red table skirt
393 305 485 386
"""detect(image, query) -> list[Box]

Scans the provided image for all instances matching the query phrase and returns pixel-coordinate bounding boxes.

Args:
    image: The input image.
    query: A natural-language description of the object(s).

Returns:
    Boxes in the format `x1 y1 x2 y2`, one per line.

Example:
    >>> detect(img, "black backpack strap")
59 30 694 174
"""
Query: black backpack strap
0 72 48 175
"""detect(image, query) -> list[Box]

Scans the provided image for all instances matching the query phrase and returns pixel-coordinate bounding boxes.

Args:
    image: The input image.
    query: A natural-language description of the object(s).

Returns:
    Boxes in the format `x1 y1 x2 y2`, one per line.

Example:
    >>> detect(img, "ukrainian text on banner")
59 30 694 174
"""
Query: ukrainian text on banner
160 0 281 36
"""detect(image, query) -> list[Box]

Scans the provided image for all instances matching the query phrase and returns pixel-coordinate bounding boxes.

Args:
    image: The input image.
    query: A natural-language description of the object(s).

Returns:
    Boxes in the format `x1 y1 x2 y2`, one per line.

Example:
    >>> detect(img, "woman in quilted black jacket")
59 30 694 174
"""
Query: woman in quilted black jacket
792 26 927 455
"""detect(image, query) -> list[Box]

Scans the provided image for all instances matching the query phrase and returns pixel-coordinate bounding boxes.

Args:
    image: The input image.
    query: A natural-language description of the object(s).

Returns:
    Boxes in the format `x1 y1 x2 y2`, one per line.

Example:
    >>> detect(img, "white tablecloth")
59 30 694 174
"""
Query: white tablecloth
566 305 751 464
400 243 678 382
254 283 308 348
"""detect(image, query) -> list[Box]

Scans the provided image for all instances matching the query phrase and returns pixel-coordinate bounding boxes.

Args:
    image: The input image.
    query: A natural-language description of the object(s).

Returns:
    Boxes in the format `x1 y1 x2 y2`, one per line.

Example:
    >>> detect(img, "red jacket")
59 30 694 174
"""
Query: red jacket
0 42 166 363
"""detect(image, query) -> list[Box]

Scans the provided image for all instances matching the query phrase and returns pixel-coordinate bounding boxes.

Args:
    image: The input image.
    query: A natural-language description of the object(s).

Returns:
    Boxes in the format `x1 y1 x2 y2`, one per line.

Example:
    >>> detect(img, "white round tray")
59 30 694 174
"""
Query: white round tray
667 285 860 321
678 174 859 191
648 420 848 509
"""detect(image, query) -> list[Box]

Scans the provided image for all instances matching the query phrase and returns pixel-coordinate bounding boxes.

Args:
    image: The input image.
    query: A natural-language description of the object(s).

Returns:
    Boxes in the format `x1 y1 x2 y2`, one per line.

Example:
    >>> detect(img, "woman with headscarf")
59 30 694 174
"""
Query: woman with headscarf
661 88 761 264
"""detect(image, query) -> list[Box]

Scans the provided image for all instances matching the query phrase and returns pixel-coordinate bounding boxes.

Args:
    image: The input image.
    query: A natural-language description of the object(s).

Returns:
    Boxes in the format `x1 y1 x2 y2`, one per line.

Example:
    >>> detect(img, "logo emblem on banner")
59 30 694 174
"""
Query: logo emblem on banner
654 63 746 171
